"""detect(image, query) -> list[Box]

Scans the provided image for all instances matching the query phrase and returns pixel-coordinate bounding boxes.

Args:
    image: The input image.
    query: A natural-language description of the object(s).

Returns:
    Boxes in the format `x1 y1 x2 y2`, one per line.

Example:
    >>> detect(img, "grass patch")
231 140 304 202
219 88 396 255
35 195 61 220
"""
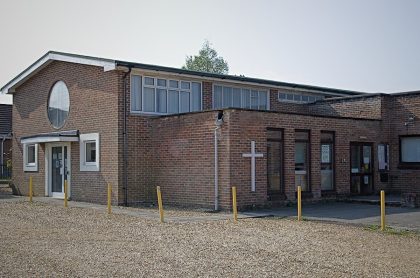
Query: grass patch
364 224 417 236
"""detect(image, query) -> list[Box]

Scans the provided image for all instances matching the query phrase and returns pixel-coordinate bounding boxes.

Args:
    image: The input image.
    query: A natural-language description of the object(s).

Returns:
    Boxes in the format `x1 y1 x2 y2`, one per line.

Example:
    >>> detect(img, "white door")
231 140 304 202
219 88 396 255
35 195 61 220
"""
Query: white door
49 143 70 198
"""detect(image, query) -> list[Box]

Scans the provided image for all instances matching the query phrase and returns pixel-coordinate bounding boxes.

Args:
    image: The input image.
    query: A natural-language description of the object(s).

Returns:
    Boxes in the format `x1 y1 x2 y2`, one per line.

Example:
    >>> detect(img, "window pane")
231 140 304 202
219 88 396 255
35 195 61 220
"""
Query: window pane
180 91 190 113
401 137 420 162
214 85 223 108
302 95 309 102
156 89 167 113
242 89 250 108
294 94 301 102
267 129 282 140
169 80 179 88
286 94 294 101
321 132 334 142
131 75 142 111
223 86 232 108
191 82 201 112
232 88 241 108
27 145 35 164
251 90 258 109
295 141 309 191
181 81 190 90
144 77 154 86
279 93 286 100
259 91 268 110
85 142 96 163
168 90 179 114
295 131 309 141
143 87 155 112
48 81 70 129
308 96 315 102
157 79 167 87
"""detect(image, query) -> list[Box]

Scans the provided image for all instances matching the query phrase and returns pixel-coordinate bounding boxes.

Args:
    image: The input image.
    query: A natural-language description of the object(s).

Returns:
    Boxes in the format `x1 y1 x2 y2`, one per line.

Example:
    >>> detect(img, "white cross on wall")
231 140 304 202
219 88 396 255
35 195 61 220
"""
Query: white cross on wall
242 141 264 192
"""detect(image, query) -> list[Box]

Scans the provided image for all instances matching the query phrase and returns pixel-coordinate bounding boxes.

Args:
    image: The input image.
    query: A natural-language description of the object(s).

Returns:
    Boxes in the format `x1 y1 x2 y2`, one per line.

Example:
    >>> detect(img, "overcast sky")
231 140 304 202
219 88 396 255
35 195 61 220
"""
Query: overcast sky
1 0 420 104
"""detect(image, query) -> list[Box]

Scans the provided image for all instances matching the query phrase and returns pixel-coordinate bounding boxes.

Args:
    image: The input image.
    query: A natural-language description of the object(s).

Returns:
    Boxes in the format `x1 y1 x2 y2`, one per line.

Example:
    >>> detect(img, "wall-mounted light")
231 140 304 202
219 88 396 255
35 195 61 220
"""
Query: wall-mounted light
404 114 416 126
215 111 224 127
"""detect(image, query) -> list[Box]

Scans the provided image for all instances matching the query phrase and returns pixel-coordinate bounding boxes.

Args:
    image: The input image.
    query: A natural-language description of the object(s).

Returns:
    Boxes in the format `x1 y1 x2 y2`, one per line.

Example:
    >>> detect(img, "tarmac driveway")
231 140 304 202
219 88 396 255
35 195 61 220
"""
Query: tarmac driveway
244 202 420 231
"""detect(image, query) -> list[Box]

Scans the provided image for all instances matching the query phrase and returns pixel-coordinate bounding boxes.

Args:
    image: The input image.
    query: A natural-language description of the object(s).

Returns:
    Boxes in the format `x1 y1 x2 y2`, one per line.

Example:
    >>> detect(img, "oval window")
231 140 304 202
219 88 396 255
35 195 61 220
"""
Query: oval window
48 81 70 129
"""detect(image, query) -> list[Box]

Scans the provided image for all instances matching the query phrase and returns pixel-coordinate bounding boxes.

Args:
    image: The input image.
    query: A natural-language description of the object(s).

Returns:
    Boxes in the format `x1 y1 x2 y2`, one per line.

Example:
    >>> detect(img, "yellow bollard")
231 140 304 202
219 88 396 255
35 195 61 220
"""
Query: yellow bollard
64 180 68 208
297 186 302 221
380 190 385 231
107 183 112 214
232 186 238 223
156 186 164 223
29 176 33 203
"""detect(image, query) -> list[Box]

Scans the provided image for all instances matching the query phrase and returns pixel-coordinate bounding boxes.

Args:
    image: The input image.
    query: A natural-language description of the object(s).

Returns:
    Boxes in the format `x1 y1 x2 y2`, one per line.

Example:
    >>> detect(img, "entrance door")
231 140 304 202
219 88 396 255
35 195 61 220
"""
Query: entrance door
49 144 70 198
267 129 284 200
350 143 373 195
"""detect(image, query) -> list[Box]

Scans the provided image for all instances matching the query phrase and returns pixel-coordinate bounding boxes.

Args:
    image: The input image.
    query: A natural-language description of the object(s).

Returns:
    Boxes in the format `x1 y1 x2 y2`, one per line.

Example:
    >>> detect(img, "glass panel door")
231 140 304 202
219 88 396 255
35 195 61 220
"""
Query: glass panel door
350 143 373 194
51 146 63 194
295 130 310 192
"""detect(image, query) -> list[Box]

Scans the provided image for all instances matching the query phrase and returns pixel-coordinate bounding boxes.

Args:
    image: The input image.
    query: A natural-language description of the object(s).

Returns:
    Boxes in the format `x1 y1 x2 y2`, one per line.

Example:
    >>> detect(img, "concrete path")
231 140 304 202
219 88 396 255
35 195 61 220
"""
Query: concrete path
1 195 419 230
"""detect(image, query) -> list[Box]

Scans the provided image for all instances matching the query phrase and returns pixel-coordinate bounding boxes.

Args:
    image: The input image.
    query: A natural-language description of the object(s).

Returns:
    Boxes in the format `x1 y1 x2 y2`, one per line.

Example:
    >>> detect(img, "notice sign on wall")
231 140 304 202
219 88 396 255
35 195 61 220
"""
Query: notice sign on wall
321 144 330 163
378 144 389 171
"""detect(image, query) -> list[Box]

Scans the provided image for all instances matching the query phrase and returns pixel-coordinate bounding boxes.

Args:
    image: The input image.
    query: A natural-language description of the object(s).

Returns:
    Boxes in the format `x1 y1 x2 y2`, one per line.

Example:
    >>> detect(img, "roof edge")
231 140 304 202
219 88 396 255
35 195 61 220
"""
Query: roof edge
0 51 116 94
116 60 366 96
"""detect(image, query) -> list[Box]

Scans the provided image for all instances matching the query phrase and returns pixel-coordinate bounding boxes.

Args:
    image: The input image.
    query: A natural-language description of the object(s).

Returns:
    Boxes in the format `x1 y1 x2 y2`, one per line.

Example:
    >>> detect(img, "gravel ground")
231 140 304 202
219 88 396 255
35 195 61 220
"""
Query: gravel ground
0 200 419 277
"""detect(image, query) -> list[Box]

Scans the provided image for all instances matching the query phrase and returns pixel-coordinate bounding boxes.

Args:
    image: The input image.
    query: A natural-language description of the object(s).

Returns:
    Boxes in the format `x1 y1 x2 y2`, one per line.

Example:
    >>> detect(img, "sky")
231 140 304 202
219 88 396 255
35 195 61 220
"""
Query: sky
1 0 420 104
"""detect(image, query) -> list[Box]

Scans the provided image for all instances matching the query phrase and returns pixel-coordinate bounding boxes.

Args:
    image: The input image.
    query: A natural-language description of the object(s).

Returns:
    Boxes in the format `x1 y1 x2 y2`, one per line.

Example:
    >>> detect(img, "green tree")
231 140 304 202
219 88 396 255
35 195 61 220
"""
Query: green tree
182 40 229 74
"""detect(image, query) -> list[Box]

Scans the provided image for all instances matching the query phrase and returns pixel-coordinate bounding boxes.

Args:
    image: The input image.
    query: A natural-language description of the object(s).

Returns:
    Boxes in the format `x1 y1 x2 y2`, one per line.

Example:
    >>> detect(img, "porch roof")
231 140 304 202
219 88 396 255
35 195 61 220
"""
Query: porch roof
20 130 79 144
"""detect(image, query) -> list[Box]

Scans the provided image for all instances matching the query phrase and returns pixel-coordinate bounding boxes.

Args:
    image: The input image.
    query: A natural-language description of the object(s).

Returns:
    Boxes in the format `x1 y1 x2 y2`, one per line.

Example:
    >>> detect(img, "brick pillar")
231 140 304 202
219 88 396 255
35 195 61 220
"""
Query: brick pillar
202 81 213 110
311 130 322 199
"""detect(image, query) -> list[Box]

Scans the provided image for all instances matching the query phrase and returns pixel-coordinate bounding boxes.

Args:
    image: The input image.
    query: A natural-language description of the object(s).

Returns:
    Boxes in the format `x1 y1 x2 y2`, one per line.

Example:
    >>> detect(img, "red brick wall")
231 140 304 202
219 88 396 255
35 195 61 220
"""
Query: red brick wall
387 94 420 194
308 95 383 119
227 109 385 209
269 89 311 114
12 61 121 204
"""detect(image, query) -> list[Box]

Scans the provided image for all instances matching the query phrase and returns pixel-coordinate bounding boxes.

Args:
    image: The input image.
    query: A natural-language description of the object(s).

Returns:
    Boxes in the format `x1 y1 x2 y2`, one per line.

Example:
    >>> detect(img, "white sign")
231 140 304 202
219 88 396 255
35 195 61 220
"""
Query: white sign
321 144 330 163
378 145 385 170
242 141 263 192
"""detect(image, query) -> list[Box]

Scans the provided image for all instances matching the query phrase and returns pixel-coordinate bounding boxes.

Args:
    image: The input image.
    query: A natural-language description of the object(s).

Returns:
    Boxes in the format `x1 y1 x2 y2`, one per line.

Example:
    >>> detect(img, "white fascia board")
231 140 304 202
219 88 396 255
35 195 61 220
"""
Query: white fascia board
21 136 79 144
1 52 116 95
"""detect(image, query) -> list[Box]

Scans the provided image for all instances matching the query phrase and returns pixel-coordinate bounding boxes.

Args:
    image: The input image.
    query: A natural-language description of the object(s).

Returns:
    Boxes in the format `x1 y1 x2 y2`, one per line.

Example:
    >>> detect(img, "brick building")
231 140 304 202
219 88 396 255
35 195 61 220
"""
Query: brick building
1 51 419 209
0 104 12 178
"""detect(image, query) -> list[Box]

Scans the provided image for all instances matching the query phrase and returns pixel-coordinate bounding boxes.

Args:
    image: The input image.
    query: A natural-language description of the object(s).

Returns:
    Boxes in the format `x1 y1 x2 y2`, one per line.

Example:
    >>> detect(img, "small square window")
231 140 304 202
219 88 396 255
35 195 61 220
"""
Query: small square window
286 94 294 101
308 96 316 102
85 141 96 163
144 77 154 86
80 133 100 172
279 93 286 100
181 81 190 90
294 94 302 102
157 79 167 87
169 80 179 88
302 95 309 102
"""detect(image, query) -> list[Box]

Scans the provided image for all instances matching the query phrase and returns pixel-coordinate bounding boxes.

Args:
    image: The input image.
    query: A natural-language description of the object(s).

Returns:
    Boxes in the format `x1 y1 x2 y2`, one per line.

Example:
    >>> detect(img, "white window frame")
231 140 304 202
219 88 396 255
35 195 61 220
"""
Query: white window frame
80 133 100 172
130 74 203 115
278 92 323 104
23 143 38 172
212 84 270 110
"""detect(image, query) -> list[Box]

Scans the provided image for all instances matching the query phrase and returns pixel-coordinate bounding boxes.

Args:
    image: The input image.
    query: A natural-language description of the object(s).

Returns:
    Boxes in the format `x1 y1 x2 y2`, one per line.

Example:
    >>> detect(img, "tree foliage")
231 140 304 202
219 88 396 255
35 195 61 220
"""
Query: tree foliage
182 40 229 74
